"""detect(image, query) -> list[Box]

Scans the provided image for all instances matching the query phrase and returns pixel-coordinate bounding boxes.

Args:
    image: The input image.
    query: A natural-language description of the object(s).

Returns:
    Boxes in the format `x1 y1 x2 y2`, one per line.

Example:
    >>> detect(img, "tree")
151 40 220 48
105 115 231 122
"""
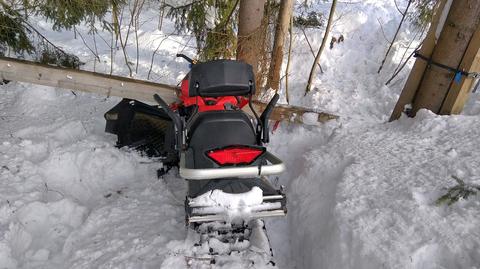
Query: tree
25 0 115 31
266 0 293 92
0 3 34 55
0 0 123 68
236 0 266 76
305 0 337 95
166 0 239 61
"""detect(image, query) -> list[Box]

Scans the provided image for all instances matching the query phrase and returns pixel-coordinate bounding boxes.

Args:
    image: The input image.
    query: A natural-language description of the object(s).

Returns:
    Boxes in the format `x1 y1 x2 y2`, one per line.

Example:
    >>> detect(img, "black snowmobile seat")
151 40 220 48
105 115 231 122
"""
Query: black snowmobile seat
186 110 256 168
188 60 255 97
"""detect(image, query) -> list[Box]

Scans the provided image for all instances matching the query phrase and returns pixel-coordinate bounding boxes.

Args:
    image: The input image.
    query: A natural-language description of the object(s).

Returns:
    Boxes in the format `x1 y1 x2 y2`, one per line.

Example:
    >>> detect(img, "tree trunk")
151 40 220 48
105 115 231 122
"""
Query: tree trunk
237 0 266 77
285 16 294 104
411 0 480 115
305 0 337 95
266 0 294 92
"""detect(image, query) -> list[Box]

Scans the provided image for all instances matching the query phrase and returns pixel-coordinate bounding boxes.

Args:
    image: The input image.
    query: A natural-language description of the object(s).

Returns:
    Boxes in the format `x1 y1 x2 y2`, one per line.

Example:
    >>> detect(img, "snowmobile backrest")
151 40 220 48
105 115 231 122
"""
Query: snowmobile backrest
186 110 256 168
188 60 255 97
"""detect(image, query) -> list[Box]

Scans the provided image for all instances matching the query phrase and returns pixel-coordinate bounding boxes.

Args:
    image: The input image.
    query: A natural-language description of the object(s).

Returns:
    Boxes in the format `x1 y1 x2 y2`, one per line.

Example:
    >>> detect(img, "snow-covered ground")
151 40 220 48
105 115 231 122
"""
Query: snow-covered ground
1 0 480 268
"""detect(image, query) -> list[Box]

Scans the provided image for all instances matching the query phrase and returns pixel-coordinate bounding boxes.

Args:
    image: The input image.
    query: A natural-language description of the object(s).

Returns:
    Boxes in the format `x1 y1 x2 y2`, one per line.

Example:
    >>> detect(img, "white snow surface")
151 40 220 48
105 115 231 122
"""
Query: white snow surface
190 187 282 223
1 0 480 268
191 187 264 208
190 187 265 222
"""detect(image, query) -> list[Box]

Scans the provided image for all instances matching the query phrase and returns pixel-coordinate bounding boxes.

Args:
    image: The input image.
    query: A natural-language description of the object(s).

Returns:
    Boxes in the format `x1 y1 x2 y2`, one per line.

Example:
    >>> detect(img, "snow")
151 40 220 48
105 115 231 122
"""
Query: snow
281 110 480 268
191 186 264 208
190 187 279 223
1 0 480 268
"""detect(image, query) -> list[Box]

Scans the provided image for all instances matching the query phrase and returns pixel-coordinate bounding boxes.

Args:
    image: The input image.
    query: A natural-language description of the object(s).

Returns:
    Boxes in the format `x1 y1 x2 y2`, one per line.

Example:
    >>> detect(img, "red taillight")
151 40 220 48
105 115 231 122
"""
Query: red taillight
207 146 265 166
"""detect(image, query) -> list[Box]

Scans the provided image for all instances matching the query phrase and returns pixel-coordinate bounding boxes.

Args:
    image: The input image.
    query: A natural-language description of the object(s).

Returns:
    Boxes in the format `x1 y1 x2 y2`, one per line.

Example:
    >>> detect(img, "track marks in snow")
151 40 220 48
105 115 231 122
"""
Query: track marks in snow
289 149 355 269
265 124 337 268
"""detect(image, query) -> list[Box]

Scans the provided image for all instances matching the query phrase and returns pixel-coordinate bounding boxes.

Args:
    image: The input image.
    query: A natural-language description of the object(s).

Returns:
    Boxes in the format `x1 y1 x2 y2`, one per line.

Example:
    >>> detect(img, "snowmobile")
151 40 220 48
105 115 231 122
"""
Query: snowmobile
104 54 287 226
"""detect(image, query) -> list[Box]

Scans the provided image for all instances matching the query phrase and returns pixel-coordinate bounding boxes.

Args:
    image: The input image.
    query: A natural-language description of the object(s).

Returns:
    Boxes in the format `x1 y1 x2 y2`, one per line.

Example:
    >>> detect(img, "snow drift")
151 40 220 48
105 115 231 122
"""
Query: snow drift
0 0 479 268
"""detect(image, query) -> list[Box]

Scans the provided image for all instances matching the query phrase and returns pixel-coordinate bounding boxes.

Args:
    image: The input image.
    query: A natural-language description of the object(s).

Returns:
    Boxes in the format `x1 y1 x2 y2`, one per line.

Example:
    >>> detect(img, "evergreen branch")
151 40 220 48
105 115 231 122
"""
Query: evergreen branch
162 0 204 10
436 176 480 206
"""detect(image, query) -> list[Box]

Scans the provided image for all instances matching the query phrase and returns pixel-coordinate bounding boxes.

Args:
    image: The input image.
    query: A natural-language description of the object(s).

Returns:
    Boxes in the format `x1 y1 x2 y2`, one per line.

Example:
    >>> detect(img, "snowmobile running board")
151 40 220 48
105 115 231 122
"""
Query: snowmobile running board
179 151 285 180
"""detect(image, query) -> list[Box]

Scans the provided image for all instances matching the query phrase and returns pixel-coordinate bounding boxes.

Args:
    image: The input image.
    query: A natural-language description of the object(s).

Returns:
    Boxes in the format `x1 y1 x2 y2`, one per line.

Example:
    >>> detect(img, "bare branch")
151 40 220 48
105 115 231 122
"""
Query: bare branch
301 27 323 73
377 0 413 74
394 0 405 16
305 0 337 95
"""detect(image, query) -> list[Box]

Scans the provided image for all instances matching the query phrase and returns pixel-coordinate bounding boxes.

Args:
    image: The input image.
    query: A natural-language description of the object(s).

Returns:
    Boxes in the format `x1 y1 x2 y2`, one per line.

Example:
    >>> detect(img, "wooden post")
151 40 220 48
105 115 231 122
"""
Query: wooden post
389 0 447 121
439 27 480 114
411 0 480 115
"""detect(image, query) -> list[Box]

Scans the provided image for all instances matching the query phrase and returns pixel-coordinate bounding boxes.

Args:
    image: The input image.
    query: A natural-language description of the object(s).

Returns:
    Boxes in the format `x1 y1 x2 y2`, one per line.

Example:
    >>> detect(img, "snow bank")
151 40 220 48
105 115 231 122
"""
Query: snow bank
282 111 480 269
266 0 480 268
0 84 185 268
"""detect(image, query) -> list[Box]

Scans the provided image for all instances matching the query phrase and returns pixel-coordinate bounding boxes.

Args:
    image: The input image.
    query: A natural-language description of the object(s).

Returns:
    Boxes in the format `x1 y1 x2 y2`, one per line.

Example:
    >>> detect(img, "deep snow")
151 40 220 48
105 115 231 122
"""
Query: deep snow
1 0 480 268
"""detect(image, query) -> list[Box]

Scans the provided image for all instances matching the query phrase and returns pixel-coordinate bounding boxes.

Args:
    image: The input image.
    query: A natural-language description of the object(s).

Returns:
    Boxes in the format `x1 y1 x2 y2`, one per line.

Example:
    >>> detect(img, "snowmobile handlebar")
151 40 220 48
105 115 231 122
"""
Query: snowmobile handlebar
153 94 183 153
259 93 279 143
176 54 195 64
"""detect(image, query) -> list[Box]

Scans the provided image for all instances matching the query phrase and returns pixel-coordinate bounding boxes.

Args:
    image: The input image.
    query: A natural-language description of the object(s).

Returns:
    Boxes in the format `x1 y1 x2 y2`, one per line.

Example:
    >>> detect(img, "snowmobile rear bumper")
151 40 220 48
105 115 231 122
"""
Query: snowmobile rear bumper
179 151 285 180
187 210 286 223
185 193 287 224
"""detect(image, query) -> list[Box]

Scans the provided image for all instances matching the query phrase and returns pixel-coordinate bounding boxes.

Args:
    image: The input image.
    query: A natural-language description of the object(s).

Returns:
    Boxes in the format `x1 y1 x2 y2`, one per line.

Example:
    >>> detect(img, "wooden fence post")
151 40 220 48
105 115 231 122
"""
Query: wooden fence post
439 27 480 114
389 0 447 121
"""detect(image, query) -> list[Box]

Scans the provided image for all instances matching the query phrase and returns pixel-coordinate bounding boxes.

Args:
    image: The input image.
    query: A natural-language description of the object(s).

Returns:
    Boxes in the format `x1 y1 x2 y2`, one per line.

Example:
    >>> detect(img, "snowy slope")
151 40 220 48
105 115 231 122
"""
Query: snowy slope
280 111 480 269
1 0 480 268
0 84 188 268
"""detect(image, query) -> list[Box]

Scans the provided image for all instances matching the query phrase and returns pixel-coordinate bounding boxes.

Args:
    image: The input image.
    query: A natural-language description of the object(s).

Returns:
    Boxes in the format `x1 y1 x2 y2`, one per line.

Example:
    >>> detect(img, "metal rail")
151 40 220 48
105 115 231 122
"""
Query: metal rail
188 209 286 223
179 151 285 180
